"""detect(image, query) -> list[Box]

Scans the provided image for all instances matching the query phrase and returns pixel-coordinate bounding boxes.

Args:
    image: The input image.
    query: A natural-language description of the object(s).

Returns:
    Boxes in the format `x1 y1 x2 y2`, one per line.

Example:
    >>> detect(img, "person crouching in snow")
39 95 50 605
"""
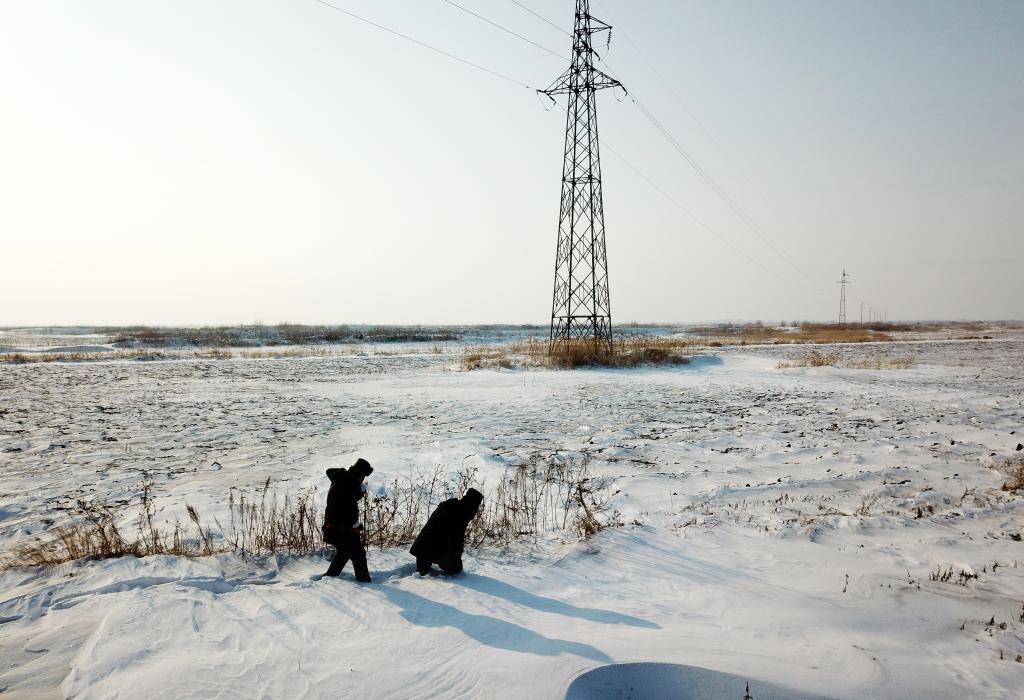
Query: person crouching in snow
410 488 484 576
322 458 373 582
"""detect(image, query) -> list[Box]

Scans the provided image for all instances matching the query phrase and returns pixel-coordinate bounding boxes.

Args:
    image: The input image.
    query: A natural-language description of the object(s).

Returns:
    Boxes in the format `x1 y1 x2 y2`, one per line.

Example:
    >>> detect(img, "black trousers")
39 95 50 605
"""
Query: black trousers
325 531 370 582
416 553 463 576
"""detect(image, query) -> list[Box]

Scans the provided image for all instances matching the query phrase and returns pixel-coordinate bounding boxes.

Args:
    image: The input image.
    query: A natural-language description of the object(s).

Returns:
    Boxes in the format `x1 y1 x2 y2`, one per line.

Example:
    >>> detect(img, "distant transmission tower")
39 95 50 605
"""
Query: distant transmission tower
541 0 624 352
837 269 850 326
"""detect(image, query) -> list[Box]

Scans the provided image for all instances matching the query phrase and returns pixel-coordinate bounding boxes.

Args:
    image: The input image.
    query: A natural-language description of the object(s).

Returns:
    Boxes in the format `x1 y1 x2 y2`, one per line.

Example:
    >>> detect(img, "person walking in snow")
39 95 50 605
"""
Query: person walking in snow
322 458 373 582
410 488 483 576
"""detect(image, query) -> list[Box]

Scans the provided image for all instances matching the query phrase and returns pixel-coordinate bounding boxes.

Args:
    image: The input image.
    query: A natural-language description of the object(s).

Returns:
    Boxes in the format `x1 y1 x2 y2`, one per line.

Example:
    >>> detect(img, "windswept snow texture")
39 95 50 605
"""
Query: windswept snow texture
1 334 1024 698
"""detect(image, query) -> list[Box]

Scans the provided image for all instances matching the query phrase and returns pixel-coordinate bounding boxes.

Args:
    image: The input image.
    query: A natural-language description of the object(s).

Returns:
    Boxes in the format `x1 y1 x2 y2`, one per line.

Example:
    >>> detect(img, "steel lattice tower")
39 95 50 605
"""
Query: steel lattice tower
541 0 624 352
837 268 850 326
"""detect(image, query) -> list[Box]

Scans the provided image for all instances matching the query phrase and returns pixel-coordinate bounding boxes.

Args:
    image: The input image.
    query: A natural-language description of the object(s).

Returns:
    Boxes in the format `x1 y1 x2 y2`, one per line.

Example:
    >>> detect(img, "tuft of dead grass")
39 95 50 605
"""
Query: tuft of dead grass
4 457 615 569
844 356 917 370
692 322 892 346
107 324 461 348
0 348 234 363
361 457 611 549
8 478 218 567
1000 455 1024 492
219 478 322 555
777 351 839 368
461 336 696 371
778 352 917 370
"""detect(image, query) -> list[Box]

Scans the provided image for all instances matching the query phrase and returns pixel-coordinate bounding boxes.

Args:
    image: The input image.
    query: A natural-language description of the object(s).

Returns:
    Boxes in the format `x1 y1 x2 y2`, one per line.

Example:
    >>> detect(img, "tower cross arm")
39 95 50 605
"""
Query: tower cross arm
539 68 573 97
539 67 625 98
590 67 624 92
580 13 611 33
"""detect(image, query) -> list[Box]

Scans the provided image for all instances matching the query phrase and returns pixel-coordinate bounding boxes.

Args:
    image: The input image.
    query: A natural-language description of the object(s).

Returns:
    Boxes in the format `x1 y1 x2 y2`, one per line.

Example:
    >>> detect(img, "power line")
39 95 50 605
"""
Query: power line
312 0 821 294
592 0 728 161
440 0 564 60
541 25 824 289
603 141 790 283
508 0 571 37
500 2 820 292
596 54 826 288
593 0 781 231
566 8 827 288
628 94 826 288
312 0 533 89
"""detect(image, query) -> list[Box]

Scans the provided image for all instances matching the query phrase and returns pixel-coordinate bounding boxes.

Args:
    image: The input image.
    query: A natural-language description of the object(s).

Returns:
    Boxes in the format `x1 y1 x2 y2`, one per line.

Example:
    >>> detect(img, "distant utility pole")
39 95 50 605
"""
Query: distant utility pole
542 0 624 353
860 302 864 324
837 269 850 326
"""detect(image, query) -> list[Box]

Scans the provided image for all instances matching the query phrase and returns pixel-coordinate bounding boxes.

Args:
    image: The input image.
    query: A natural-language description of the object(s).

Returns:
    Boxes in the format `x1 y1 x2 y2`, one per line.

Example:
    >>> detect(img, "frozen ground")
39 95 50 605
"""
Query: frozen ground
1 333 1023 698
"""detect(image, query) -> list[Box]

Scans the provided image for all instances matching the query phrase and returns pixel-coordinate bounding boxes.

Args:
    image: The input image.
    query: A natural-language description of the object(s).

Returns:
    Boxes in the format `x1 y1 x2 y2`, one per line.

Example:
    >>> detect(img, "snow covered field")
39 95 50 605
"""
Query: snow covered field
1 333 1023 698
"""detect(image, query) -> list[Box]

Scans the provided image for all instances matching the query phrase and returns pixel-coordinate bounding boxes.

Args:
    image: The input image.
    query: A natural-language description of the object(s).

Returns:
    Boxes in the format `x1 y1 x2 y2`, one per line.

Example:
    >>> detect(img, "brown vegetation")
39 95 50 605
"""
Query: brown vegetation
107 324 461 348
777 350 840 368
692 322 893 345
362 458 612 549
8 479 217 567
219 479 322 555
0 348 234 363
462 337 695 371
4 458 614 569
0 345 430 363
777 351 916 370
844 355 917 370
999 455 1024 492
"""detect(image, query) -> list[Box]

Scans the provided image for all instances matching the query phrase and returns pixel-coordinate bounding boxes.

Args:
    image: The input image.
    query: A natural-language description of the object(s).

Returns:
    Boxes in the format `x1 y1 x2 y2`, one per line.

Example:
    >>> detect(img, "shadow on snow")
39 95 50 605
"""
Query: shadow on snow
378 585 612 662
454 573 659 629
565 662 834 700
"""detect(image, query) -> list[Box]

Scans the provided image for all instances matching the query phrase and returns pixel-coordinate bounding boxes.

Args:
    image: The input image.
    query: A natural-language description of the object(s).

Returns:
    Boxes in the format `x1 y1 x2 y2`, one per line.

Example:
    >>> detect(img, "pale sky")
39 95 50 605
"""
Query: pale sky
1 1 1021 325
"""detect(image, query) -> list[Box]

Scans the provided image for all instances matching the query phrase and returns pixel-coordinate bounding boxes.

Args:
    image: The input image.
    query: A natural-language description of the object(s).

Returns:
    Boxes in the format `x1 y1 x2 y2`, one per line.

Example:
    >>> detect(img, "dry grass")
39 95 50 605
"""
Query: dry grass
462 336 696 371
218 478 323 555
1000 455 1024 492
844 356 917 370
693 322 892 346
778 352 917 370
4 458 615 569
777 350 840 368
0 348 234 363
238 347 342 359
7 479 217 567
361 457 612 548
0 345 436 363
107 324 462 348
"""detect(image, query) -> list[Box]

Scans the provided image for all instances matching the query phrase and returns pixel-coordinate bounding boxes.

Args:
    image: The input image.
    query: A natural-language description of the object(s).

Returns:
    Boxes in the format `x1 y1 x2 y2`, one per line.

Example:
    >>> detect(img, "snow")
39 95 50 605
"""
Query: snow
1 332 1023 698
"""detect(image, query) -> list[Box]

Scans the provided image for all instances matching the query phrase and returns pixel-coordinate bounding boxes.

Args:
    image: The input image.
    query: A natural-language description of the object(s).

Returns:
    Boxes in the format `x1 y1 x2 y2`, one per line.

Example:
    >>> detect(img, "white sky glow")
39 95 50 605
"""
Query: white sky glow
1 0 1021 325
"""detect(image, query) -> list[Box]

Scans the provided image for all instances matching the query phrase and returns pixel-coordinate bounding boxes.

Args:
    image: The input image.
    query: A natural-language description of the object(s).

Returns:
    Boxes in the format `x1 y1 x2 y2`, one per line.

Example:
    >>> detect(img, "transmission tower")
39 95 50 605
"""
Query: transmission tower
541 0 624 352
837 269 850 326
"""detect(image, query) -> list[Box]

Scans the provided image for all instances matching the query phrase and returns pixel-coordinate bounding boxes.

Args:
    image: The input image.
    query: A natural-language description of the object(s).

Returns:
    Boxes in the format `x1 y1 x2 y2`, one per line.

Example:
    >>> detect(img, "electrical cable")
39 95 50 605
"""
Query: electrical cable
440 0 564 60
603 141 791 282
629 95 825 287
312 0 533 89
591 0 726 157
595 52 826 288
588 4 828 287
313 0 822 290
508 0 572 37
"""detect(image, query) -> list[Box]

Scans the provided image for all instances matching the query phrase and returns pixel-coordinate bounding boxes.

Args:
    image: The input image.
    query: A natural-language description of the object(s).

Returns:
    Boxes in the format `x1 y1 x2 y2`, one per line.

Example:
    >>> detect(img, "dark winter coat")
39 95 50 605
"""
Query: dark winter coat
323 462 372 545
410 489 483 562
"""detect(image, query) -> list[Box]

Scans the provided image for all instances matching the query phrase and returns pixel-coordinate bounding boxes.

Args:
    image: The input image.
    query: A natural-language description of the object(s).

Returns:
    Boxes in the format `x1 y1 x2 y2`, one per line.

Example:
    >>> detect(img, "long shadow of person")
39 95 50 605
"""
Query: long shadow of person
378 585 611 662
453 574 660 629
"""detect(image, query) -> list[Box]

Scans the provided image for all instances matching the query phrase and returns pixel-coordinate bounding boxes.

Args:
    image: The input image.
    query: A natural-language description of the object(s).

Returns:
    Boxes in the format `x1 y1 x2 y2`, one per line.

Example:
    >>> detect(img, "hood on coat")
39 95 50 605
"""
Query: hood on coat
326 459 373 484
459 488 484 518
